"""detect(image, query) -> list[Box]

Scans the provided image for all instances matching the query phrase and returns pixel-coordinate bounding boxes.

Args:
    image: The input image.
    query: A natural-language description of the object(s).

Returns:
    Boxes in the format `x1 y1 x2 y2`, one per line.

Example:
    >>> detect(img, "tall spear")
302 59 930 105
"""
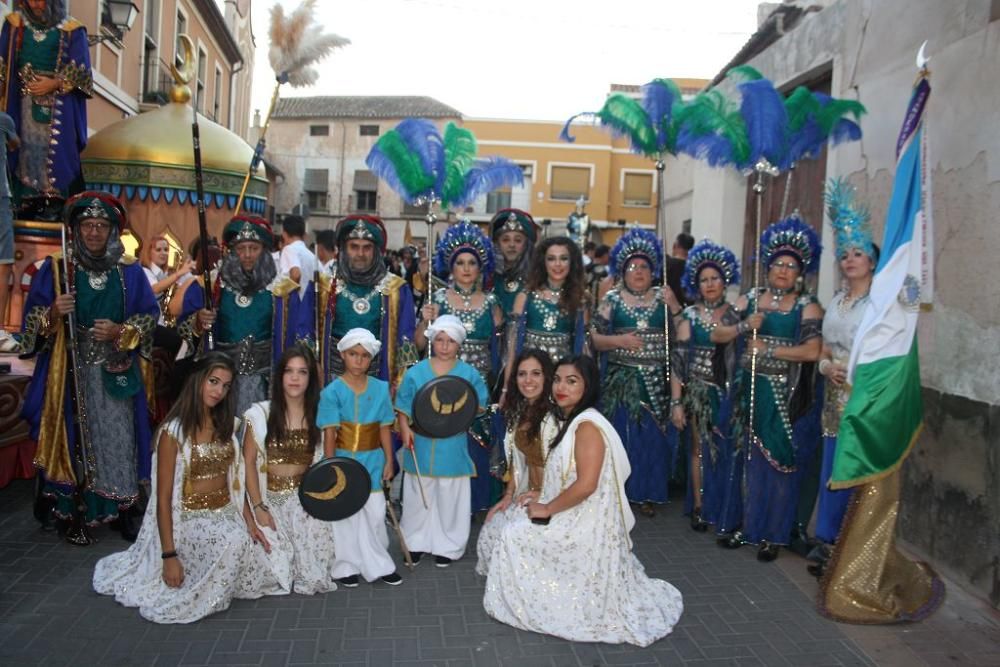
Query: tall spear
233 0 350 213
172 35 215 350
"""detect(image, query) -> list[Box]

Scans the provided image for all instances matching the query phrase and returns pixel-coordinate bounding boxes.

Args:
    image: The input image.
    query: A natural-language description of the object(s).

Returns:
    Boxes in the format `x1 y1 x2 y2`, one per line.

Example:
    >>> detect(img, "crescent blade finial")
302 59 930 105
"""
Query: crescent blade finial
916 40 930 70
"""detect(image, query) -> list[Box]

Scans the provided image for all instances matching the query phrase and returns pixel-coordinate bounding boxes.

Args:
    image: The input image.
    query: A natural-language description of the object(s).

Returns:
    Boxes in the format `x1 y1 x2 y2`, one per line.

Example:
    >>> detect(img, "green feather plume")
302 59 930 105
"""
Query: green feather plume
727 65 764 81
369 130 436 198
815 98 867 135
783 86 821 131
596 94 658 157
674 90 750 167
441 123 477 208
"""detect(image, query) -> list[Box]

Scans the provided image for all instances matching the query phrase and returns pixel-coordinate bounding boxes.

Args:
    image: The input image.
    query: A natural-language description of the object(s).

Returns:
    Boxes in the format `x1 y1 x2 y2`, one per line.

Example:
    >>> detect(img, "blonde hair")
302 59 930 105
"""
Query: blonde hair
141 233 170 269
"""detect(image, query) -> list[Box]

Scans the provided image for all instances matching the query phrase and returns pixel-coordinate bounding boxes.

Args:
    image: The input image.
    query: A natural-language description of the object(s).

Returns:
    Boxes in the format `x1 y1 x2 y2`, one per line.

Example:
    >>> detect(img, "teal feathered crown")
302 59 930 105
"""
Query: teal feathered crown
609 227 663 277
682 239 741 299
366 119 523 210
434 220 494 277
825 178 874 259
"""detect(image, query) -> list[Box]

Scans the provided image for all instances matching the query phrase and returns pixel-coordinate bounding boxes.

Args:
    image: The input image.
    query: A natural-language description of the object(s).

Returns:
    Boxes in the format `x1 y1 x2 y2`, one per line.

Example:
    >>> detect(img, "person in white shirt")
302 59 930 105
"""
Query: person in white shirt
315 229 337 275
279 215 317 291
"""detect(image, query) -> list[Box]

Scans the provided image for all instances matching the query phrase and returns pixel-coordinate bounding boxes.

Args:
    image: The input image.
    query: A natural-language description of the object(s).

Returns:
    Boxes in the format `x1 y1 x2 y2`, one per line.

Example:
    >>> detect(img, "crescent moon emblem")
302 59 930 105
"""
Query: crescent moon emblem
305 465 347 501
429 387 469 415
170 34 196 85
916 40 930 69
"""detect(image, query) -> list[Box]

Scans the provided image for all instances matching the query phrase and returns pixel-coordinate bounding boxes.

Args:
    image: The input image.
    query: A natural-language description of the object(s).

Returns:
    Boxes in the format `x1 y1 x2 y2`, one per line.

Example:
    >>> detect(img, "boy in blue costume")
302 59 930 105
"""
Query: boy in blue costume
395 315 489 567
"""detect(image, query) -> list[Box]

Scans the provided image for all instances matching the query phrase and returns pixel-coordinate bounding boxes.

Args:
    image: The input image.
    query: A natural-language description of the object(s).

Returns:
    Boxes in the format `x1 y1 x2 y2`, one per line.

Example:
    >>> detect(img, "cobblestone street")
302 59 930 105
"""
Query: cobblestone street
0 479 996 667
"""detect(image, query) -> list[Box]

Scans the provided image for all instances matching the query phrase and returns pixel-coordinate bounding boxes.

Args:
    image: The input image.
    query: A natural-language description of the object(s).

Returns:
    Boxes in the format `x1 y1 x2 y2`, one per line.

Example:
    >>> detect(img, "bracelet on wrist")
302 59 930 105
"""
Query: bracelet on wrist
161 550 178 560
818 358 831 375
670 398 683 407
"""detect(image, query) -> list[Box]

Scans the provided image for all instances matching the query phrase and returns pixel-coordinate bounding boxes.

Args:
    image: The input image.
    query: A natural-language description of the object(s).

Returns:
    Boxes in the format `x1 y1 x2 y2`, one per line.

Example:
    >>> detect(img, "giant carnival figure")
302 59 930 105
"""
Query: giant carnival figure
0 0 91 216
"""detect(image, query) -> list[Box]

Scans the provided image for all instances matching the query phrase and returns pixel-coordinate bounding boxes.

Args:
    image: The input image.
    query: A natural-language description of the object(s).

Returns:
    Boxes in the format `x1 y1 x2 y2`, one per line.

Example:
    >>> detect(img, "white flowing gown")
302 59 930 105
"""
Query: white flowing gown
476 414 559 577
93 419 279 623
243 402 338 595
482 408 684 646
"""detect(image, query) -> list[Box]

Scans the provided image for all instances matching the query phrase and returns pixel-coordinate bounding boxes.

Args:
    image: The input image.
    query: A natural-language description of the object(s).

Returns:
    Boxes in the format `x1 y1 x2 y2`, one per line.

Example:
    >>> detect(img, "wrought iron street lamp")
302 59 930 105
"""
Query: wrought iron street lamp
88 0 140 47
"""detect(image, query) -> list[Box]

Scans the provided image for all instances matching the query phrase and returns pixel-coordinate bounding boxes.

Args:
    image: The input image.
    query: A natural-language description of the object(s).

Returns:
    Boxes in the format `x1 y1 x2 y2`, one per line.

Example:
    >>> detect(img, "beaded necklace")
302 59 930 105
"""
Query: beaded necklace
614 287 660 331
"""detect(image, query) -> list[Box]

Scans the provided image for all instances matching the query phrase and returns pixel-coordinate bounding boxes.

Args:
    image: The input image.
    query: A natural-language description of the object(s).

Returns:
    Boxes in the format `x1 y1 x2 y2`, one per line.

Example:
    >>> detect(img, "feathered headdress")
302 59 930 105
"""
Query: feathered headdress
759 214 822 274
268 0 351 87
366 119 523 210
434 220 495 277
560 78 685 158
682 239 741 299
608 227 663 278
825 178 874 259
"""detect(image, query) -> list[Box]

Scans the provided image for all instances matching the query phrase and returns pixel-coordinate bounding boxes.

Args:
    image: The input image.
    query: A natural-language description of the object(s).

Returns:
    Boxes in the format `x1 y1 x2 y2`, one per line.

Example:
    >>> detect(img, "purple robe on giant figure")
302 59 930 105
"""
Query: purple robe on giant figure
0 3 91 203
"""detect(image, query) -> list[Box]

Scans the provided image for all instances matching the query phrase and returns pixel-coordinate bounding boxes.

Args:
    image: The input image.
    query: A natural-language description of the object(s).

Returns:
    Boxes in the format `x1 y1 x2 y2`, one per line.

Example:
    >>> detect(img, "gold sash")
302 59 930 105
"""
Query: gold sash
336 422 382 452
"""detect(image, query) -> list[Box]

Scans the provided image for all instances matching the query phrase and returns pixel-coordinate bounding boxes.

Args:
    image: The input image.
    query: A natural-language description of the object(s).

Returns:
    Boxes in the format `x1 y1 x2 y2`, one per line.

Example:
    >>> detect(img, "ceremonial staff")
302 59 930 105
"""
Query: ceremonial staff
561 79 687 387
59 224 95 545
234 0 350 214
366 119 523 512
171 36 214 351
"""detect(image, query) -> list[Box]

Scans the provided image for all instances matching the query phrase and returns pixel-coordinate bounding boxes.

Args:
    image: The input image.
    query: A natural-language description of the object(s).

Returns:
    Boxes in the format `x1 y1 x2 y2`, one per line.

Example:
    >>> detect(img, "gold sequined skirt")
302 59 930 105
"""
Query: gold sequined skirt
182 486 231 512
818 470 944 624
267 473 304 494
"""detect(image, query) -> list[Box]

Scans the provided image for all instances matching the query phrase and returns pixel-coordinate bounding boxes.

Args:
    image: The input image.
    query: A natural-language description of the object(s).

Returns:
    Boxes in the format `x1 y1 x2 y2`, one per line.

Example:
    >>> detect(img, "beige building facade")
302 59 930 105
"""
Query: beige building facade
55 0 255 139
264 96 463 248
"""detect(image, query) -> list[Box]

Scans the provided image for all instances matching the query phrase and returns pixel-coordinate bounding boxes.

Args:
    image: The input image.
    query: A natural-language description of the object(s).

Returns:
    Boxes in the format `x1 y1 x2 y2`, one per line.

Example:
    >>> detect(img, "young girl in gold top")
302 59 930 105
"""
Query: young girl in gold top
93 353 275 623
242 344 337 595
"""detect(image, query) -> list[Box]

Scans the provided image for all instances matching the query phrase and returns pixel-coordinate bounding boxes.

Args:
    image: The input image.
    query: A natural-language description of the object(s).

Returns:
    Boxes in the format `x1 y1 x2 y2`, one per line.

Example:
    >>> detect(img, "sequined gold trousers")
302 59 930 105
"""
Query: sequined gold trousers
818 470 944 624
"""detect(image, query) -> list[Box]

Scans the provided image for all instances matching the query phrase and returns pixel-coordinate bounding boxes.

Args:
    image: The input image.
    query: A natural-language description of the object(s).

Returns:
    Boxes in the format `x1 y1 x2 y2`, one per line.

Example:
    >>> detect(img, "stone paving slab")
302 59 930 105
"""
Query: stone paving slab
0 479 993 666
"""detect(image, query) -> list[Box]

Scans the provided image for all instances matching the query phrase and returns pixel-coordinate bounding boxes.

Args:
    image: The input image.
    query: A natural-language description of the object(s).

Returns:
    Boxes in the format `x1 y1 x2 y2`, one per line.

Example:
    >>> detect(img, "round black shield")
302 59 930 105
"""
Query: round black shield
411 375 480 438
298 457 371 521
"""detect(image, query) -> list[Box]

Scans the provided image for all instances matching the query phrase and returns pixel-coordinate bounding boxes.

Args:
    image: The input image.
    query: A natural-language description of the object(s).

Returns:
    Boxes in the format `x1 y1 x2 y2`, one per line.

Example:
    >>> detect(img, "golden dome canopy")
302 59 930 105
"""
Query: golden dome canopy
81 102 263 177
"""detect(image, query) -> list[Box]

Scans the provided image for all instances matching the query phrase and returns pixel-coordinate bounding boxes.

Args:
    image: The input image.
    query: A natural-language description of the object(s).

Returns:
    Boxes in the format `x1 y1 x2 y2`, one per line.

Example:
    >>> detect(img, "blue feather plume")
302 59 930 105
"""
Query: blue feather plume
641 78 680 152
738 78 788 166
366 119 522 211
559 112 594 144
454 158 524 209
394 118 444 188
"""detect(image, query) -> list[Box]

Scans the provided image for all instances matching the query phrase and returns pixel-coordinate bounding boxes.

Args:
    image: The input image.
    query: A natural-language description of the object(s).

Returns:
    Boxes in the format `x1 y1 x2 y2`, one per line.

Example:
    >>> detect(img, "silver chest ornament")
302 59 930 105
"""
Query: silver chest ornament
87 271 108 291
353 298 371 315
235 294 253 308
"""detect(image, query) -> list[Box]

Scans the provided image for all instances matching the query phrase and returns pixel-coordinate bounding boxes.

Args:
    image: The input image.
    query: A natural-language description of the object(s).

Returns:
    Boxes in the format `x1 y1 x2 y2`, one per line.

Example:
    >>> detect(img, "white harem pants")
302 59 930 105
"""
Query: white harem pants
400 475 470 560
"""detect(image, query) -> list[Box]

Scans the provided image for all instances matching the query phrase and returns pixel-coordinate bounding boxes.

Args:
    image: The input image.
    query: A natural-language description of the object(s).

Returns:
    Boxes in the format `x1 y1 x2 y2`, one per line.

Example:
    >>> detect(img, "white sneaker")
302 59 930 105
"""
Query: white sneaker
0 331 17 354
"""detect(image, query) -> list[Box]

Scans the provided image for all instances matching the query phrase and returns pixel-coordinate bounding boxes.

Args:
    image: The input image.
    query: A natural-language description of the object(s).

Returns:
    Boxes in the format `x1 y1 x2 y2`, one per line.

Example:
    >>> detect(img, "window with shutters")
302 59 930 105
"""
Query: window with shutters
549 165 591 201
486 188 512 214
353 170 378 212
622 172 653 206
303 168 329 212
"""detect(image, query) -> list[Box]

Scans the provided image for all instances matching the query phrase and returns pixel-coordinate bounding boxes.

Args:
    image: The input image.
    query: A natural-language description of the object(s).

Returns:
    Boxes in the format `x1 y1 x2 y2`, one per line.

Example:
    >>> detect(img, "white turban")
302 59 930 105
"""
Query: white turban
425 314 466 346
337 328 381 357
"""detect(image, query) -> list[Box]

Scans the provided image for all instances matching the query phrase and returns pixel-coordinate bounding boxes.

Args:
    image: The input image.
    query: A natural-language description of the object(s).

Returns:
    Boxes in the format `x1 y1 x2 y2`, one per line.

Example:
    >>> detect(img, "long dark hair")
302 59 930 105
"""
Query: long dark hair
503 349 556 444
163 351 237 445
525 237 586 316
548 355 601 452
267 344 321 448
